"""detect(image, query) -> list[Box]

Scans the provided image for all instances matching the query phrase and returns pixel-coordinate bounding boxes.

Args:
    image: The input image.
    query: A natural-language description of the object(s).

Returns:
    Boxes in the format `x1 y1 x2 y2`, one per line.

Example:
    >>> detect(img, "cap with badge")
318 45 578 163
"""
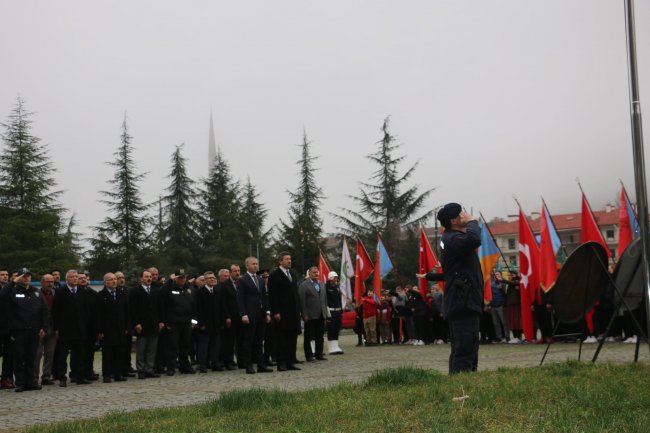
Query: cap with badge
174 269 187 278
436 203 462 227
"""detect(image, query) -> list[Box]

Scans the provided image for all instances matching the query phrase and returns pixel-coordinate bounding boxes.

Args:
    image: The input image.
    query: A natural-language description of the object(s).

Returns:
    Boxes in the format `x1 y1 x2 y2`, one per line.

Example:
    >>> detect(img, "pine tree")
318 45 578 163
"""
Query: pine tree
240 177 271 266
276 130 324 274
88 115 150 274
0 96 78 273
160 143 200 268
335 117 435 277
199 148 245 264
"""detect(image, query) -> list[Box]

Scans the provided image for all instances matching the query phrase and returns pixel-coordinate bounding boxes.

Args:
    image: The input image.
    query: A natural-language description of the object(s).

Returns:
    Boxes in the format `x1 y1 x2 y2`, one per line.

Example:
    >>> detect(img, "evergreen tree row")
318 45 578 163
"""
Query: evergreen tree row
0 97 435 283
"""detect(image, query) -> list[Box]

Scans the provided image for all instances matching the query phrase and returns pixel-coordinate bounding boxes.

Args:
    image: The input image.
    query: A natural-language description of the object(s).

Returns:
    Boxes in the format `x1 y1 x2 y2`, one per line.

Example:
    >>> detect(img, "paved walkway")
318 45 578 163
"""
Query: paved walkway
1 333 648 432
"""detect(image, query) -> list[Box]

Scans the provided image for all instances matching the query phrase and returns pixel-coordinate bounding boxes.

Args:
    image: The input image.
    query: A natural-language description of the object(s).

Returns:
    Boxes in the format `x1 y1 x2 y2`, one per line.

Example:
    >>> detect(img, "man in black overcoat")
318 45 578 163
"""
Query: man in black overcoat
267 252 302 371
195 271 226 372
130 269 163 379
96 273 130 382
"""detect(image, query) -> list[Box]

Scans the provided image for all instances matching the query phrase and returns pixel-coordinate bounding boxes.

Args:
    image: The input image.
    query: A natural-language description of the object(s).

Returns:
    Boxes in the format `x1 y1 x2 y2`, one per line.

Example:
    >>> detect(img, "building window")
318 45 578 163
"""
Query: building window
508 238 516 250
509 256 517 267
606 230 615 240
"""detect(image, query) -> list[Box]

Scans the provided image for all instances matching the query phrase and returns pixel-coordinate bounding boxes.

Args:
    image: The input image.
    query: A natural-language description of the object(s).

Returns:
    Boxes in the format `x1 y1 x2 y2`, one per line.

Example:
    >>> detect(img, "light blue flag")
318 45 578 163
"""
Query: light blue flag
377 238 393 278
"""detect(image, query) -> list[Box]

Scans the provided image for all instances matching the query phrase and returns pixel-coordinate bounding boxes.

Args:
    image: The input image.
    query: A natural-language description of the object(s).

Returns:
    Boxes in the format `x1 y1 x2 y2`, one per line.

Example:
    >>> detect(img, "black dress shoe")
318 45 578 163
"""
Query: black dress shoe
246 366 256 374
85 376 99 381
212 365 225 372
226 364 238 371
145 372 160 378
41 379 55 386
167 371 175 376
103 378 113 383
138 372 146 379
14 387 25 392
180 368 196 374
257 366 273 373
277 364 287 372
114 376 127 382
59 379 67 387
286 364 301 371
199 368 208 373
306 357 315 362
315 356 327 361
76 379 91 385
292 359 304 364
266 361 277 367
27 384 42 391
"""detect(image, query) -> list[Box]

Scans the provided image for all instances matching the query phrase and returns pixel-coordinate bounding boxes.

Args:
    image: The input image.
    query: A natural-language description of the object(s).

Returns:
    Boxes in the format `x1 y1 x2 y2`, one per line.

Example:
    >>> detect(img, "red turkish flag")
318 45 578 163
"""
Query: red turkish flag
418 227 440 297
354 239 374 303
518 208 539 342
539 203 558 292
580 193 612 257
318 251 330 285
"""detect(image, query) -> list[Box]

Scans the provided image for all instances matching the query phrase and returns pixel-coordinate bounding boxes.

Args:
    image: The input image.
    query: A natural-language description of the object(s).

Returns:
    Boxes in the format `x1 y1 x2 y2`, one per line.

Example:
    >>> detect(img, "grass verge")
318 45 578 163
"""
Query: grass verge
28 362 650 433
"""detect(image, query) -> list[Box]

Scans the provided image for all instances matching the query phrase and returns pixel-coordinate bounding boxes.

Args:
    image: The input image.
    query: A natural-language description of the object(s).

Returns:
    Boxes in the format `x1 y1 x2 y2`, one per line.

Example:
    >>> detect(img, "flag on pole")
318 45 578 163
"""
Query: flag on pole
373 235 394 296
339 238 355 306
317 250 331 285
518 207 539 342
539 201 560 292
418 227 440 297
580 192 612 257
618 185 640 257
354 238 374 303
478 218 500 303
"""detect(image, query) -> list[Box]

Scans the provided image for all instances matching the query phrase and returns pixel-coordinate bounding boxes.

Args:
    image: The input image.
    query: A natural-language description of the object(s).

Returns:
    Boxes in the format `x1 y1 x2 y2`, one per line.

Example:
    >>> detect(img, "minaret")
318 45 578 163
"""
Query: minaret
208 108 217 172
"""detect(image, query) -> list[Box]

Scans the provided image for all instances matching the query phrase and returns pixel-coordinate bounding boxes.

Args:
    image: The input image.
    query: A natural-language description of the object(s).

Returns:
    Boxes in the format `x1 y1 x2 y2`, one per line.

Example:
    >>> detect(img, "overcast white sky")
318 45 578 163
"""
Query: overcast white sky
1 1 649 243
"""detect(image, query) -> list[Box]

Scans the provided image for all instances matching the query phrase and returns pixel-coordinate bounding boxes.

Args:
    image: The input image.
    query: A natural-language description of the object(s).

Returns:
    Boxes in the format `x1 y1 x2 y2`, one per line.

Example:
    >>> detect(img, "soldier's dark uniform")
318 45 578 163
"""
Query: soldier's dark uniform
0 279 48 391
160 276 196 374
438 204 483 374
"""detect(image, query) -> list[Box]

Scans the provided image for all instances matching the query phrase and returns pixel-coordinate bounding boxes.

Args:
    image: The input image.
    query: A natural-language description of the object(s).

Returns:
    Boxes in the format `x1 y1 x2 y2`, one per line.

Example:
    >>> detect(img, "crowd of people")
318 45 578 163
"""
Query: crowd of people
0 252 349 392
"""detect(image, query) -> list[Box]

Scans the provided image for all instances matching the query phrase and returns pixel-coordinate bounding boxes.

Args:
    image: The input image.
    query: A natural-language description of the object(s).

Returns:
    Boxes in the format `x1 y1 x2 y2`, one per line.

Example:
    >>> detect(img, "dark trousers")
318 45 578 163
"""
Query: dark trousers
263 322 276 363
414 315 427 341
197 330 220 369
274 327 298 367
166 323 192 372
101 344 123 379
534 305 553 339
390 316 401 343
241 313 266 367
0 332 13 380
303 317 325 358
155 328 168 372
83 337 97 378
11 330 39 388
327 311 342 341
55 338 85 381
135 334 158 373
220 318 241 366
448 311 480 374
122 334 133 374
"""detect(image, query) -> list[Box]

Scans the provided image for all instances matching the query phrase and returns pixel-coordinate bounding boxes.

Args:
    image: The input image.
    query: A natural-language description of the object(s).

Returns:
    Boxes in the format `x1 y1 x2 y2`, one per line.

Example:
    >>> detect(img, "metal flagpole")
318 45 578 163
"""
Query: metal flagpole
624 0 650 349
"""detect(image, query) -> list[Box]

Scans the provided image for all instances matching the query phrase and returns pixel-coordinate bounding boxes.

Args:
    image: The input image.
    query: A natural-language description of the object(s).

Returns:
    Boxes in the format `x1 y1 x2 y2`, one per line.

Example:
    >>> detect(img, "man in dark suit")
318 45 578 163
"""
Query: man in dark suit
96 273 130 382
130 270 163 379
219 265 241 370
237 257 272 374
195 271 226 373
78 272 99 381
268 252 301 372
298 266 330 361
52 269 90 386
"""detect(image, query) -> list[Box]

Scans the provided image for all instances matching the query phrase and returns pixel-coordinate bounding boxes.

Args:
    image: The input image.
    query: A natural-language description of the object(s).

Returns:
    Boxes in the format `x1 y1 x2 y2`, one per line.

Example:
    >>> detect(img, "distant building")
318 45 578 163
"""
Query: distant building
423 205 620 270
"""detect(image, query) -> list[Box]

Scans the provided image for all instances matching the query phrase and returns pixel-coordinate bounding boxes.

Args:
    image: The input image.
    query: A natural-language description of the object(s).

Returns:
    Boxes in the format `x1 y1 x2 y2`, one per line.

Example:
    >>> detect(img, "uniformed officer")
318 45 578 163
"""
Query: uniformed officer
0 269 48 391
160 270 196 375
437 203 483 374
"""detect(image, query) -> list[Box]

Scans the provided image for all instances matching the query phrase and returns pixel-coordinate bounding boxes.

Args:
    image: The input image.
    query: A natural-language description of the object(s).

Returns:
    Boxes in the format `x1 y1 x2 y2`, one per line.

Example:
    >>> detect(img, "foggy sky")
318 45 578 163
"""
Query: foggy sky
1 0 649 246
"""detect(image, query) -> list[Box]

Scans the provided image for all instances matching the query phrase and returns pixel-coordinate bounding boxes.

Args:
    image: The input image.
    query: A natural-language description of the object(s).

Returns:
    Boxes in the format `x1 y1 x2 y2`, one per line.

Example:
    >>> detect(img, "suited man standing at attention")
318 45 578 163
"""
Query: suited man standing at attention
130 270 163 379
52 269 90 386
267 252 301 372
96 273 130 383
298 266 331 362
237 257 272 374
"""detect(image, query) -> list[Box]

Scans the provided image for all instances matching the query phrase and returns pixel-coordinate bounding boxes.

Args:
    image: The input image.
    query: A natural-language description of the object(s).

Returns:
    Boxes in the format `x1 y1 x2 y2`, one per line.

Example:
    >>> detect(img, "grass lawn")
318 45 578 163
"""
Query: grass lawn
28 362 650 433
